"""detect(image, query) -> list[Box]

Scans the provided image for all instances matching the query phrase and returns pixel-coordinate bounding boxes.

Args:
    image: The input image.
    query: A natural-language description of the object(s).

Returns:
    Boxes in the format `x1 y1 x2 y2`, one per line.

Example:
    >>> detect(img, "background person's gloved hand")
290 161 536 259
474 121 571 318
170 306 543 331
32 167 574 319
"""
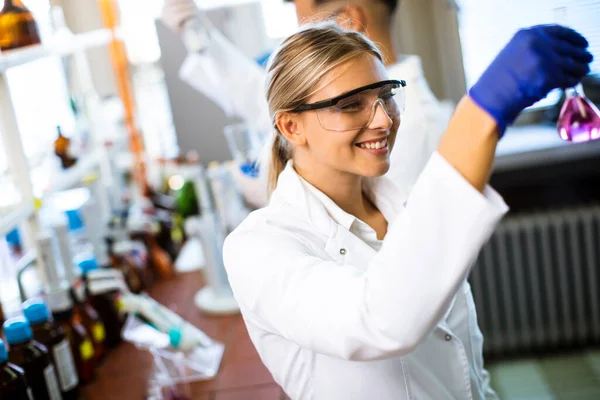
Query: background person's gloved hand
161 0 199 32
469 24 593 136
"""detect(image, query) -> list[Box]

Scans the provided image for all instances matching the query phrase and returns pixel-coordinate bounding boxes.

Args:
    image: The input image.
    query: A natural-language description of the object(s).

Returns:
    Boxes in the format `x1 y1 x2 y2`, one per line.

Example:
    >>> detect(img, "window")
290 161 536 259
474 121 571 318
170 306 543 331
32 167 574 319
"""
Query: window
457 0 600 109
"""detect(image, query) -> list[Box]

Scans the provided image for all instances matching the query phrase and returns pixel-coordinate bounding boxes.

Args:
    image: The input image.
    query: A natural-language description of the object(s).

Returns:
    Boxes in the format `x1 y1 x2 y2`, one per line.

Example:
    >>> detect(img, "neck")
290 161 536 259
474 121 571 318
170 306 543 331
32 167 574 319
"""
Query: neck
293 156 370 219
368 29 397 66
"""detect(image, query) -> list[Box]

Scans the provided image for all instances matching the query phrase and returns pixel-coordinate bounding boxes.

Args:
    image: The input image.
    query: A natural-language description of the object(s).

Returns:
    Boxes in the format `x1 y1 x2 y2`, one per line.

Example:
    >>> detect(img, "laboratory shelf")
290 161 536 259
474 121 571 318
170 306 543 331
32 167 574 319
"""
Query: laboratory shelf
0 29 114 72
0 203 34 238
44 149 102 195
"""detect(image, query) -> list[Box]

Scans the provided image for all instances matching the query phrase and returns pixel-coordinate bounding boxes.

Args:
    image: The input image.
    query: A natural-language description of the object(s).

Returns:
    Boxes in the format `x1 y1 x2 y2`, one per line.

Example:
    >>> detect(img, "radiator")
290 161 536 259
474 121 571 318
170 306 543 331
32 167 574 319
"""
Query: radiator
469 205 600 357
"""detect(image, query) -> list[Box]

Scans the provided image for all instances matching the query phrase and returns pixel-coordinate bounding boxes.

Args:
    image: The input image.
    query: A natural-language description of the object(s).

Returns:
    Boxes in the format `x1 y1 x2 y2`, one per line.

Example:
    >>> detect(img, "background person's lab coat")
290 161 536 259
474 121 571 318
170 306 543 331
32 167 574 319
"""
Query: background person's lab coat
177 16 454 207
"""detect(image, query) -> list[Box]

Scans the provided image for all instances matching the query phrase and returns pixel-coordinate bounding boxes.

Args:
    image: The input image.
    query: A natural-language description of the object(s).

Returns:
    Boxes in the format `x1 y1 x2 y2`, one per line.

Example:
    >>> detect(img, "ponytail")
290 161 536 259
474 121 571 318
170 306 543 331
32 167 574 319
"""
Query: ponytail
267 132 291 195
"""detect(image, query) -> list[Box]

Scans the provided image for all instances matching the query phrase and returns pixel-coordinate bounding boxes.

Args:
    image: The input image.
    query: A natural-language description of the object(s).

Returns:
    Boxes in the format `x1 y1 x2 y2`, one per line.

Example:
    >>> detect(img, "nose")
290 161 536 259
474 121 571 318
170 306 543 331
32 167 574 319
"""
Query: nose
368 100 393 131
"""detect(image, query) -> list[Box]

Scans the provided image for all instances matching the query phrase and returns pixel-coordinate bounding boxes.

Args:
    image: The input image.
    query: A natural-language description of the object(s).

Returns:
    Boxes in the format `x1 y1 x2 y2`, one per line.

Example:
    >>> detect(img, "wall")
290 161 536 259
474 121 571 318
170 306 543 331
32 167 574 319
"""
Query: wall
59 0 118 98
157 2 271 163
393 0 466 103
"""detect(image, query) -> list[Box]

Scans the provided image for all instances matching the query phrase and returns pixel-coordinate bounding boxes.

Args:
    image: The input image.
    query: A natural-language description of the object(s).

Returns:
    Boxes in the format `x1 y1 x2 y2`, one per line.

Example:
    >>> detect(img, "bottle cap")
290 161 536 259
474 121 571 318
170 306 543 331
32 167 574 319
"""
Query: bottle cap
46 286 73 313
3 317 33 345
23 299 50 325
77 256 99 274
65 209 84 231
113 240 133 256
169 327 182 348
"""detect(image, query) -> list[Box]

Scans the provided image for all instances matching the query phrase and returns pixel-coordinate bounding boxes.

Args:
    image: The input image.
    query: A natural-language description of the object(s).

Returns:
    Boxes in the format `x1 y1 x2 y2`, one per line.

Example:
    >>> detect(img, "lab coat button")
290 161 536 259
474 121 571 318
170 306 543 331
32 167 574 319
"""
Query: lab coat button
339 248 347 255
445 334 452 341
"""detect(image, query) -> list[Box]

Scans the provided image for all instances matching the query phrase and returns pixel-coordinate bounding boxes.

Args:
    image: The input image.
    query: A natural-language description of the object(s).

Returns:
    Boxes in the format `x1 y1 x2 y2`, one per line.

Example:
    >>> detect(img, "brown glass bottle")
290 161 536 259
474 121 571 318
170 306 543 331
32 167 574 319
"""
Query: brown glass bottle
54 126 77 169
131 239 154 289
3 317 62 400
74 299 107 363
130 224 174 281
0 300 5 336
54 219 109 363
112 240 144 294
0 339 31 400
54 218 108 362
78 258 124 348
47 288 96 384
23 299 79 400
0 0 41 50
156 210 179 260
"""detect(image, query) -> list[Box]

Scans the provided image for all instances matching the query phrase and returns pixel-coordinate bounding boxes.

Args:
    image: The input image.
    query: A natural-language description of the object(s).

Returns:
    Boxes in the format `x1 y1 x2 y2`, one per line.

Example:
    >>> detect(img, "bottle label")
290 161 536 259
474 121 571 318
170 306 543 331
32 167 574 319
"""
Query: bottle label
52 339 79 391
93 322 106 343
43 364 62 400
73 280 86 302
80 339 95 361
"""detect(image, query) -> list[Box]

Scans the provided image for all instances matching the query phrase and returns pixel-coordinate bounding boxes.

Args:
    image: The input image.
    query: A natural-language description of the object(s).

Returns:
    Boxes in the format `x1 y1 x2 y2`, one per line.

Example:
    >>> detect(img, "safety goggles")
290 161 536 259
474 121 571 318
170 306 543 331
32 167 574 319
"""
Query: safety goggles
291 80 406 132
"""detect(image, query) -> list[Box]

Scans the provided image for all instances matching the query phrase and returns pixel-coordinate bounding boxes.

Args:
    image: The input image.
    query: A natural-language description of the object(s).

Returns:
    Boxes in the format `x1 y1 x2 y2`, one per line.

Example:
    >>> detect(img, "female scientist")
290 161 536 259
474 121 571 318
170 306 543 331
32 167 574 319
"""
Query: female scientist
223 22 593 399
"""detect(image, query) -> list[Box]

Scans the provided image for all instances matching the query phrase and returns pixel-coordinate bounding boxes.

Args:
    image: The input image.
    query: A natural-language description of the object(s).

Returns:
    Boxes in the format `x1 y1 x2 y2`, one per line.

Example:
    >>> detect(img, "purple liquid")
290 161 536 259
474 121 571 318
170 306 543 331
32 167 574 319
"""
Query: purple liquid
557 95 600 142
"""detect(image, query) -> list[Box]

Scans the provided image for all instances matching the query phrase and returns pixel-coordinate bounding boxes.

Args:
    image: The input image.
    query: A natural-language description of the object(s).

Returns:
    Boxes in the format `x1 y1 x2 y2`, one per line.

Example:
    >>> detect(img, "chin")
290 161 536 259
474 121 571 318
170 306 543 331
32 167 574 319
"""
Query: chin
360 162 390 178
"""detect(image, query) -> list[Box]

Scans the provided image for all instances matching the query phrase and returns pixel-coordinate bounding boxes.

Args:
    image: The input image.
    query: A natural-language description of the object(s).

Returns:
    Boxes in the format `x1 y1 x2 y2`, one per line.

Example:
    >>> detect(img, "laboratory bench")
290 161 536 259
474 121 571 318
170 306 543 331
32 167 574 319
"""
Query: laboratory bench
492 124 600 212
81 270 289 400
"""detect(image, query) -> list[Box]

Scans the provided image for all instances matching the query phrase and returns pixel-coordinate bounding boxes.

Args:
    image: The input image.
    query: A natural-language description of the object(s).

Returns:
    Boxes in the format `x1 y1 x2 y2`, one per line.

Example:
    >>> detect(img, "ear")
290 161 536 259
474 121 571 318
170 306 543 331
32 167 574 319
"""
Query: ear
276 112 307 146
335 4 368 32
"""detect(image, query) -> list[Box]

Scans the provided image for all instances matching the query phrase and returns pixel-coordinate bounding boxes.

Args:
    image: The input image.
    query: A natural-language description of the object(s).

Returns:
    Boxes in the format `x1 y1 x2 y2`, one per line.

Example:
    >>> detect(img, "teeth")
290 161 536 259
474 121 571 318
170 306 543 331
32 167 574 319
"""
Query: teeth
359 138 387 150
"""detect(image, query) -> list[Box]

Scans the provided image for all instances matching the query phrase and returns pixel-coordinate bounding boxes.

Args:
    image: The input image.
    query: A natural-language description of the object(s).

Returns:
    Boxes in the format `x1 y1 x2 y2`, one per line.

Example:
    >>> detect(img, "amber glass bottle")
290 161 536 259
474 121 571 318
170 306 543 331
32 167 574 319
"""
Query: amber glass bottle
0 0 41 51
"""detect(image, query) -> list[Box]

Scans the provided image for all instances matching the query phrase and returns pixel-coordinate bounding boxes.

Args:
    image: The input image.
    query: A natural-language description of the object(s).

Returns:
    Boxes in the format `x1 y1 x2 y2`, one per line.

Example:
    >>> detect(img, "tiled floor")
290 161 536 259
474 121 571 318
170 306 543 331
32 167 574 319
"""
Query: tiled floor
487 350 600 399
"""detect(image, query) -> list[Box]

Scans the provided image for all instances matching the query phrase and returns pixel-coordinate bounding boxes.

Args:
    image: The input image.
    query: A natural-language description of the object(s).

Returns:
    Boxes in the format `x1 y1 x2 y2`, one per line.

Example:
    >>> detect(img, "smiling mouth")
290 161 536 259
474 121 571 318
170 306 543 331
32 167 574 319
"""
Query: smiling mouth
355 137 388 150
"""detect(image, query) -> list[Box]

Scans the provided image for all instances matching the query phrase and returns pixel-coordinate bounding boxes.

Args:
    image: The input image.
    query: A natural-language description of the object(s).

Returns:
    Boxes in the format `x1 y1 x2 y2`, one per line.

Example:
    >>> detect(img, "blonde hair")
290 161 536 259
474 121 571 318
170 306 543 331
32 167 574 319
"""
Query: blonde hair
264 22 383 194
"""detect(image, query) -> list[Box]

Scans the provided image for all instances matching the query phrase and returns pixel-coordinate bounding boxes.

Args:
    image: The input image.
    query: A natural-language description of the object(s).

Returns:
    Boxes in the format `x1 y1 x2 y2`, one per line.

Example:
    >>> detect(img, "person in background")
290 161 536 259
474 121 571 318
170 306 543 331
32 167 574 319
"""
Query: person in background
222 22 592 399
161 0 453 208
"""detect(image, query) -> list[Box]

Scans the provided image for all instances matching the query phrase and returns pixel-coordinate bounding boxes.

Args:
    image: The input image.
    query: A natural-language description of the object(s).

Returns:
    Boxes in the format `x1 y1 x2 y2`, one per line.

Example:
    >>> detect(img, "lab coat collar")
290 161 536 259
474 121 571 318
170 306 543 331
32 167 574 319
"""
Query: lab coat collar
270 161 409 237
298 176 356 231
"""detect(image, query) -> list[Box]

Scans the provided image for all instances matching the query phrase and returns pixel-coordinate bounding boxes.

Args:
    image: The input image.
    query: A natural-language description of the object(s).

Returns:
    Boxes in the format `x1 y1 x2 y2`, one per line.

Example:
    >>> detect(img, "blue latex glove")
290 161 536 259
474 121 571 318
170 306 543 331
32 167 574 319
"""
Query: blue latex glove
469 24 593 136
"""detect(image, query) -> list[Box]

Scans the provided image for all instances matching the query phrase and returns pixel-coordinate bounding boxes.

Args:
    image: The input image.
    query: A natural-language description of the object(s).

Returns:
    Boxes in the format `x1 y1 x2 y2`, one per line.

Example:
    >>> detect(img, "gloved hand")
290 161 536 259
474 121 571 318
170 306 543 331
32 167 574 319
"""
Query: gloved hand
161 0 199 32
469 24 593 136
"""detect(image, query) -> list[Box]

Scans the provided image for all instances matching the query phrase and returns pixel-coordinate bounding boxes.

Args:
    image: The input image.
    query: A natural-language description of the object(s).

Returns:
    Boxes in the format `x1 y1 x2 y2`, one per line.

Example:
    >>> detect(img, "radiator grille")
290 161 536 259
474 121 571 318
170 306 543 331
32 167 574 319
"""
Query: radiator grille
469 205 600 357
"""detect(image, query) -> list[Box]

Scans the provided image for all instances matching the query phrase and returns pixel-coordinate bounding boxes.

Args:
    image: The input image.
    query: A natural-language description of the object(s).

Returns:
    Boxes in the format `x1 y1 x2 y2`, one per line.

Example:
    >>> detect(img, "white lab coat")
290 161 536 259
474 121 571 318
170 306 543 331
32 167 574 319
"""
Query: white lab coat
223 152 508 399
179 27 453 207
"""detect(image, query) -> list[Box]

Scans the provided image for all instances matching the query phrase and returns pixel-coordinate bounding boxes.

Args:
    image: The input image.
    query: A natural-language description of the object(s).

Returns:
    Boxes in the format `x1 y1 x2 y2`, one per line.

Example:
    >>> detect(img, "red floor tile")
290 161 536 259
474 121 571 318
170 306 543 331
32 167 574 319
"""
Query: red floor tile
83 374 150 399
216 359 276 390
222 319 263 363
280 388 292 400
214 384 282 400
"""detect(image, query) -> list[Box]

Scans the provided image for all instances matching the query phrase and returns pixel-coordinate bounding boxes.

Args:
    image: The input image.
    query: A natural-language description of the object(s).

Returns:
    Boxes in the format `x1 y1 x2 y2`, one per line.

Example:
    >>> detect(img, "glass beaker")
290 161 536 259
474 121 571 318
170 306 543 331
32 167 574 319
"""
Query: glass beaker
223 124 261 177
557 84 600 143
553 6 600 143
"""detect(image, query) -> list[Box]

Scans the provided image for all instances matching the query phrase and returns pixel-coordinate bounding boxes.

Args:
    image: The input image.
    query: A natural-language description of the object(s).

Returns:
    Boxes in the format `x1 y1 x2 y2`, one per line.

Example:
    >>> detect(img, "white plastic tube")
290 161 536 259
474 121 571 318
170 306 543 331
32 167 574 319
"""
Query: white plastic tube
80 200 110 267
36 231 62 291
